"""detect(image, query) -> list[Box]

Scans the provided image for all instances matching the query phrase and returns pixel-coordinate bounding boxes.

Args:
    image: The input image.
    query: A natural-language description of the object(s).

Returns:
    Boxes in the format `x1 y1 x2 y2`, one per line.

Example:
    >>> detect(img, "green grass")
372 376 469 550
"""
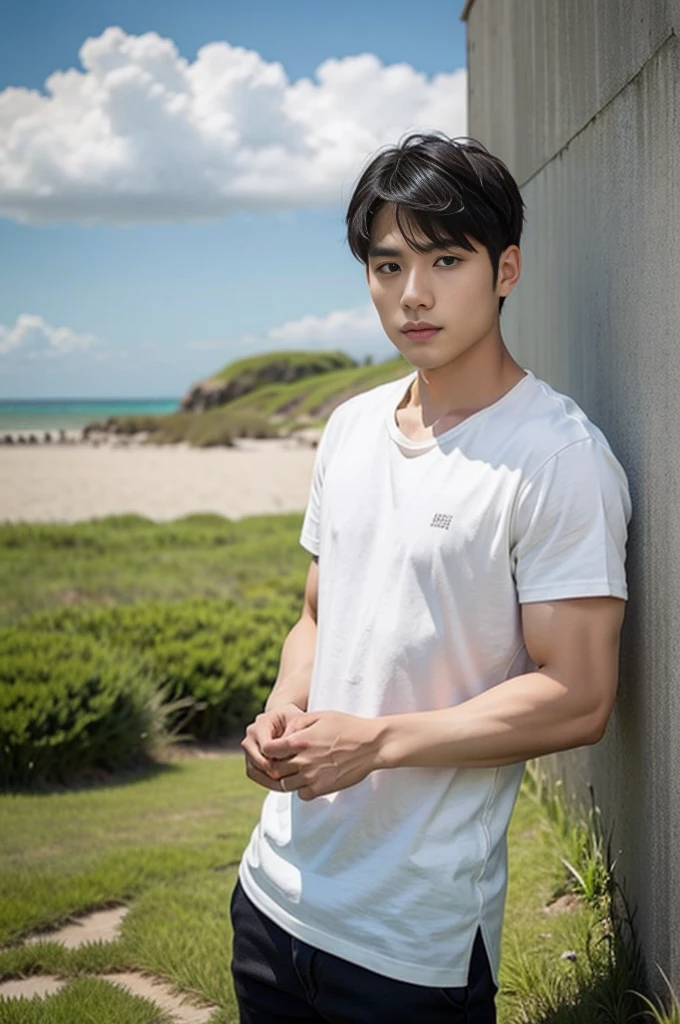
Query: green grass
0 755 259 1022
0 977 176 1024
0 751 662 1024
0 513 309 626
208 348 356 385
0 757 260 946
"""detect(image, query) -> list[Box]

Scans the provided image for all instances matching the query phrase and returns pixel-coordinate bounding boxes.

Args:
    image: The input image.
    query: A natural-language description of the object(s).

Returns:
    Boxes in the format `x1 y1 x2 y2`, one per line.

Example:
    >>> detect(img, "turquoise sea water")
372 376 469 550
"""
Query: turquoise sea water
0 399 181 432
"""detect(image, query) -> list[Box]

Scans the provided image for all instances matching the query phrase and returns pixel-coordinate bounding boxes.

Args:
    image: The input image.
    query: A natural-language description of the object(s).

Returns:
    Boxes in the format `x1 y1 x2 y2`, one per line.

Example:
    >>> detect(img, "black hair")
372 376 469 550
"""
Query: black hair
345 131 526 314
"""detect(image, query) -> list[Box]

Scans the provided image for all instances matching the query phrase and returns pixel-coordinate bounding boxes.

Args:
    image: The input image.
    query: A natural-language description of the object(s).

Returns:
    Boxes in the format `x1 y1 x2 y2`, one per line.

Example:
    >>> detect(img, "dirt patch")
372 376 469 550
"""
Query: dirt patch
24 905 129 949
0 975 67 1000
0 971 218 1022
4 905 221 1019
100 972 218 1022
518 827 540 839
543 893 583 915
158 738 244 760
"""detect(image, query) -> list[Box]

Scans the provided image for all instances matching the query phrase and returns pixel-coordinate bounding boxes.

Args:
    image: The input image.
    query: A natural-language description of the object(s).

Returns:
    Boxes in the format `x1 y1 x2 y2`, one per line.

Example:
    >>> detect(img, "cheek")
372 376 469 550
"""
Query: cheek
446 274 495 318
368 283 391 320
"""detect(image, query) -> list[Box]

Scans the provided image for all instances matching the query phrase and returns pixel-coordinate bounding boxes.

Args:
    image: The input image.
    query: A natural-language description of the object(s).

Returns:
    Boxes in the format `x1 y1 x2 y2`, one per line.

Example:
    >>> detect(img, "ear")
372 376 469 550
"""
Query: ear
496 245 521 299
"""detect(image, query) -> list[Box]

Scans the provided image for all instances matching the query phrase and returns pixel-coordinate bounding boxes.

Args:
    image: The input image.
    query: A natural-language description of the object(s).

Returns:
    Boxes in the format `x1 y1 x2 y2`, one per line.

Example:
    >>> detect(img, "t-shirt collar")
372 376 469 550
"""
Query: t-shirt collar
384 368 534 452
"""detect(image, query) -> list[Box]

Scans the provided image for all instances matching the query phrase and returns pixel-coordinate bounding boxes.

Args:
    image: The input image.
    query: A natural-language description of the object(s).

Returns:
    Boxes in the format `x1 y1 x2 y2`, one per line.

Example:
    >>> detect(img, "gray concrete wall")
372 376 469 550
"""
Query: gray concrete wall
464 0 680 1000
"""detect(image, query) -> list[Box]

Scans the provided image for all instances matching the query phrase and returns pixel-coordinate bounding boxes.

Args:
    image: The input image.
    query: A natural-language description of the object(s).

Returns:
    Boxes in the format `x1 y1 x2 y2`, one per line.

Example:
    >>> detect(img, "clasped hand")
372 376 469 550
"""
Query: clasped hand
241 704 383 801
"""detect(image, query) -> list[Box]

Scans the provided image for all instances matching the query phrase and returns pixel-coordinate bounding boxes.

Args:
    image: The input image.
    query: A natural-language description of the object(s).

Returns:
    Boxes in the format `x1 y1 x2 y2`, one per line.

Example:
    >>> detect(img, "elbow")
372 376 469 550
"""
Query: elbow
583 707 610 745
573 679 618 747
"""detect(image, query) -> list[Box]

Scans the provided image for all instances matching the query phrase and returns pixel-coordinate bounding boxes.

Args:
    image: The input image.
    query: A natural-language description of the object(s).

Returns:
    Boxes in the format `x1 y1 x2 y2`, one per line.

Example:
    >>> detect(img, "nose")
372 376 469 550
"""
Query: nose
400 266 435 311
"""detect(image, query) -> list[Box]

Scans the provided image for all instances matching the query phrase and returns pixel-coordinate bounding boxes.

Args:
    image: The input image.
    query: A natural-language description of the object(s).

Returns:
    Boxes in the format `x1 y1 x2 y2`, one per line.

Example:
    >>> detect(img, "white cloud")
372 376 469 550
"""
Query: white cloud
267 304 382 346
187 303 394 366
0 314 101 359
0 27 467 225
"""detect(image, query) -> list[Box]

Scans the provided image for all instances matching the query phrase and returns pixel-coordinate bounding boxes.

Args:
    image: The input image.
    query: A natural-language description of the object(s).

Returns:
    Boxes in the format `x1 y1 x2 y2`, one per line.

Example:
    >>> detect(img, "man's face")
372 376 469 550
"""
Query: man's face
365 203 519 369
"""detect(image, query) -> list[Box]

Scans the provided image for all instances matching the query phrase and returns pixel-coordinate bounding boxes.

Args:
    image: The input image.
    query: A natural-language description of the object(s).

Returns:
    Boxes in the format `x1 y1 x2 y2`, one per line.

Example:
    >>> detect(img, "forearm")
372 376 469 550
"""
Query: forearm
377 669 605 770
265 614 317 713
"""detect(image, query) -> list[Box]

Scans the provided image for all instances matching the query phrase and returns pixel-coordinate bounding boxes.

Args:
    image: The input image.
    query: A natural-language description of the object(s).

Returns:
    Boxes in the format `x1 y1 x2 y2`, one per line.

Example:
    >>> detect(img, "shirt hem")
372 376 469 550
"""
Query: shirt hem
517 580 628 602
237 862 479 987
299 531 319 555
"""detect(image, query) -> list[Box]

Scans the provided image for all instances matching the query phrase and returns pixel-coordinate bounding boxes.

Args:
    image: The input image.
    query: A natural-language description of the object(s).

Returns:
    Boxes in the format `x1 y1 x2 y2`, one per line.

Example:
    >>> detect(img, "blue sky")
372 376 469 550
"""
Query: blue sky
0 0 468 398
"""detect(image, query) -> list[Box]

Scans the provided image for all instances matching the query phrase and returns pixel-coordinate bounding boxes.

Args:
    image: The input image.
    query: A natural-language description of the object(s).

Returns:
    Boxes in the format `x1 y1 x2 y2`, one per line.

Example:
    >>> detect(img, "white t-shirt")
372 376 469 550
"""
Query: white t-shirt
239 365 632 989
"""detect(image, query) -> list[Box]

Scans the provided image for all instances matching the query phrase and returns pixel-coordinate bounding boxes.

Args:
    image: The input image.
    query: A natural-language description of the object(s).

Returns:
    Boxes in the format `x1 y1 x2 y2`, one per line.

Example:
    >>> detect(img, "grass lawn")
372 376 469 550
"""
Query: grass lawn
0 513 309 627
0 750 618 1024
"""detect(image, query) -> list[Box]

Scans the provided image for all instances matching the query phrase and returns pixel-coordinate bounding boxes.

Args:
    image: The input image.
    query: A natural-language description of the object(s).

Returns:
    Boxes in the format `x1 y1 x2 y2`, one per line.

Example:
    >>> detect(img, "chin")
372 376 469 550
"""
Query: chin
405 349 447 367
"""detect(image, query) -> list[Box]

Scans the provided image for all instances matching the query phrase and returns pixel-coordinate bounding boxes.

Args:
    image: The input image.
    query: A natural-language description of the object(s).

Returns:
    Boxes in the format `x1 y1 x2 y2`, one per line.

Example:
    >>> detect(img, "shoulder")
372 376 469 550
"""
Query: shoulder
321 371 410 445
512 372 626 484
506 373 632 534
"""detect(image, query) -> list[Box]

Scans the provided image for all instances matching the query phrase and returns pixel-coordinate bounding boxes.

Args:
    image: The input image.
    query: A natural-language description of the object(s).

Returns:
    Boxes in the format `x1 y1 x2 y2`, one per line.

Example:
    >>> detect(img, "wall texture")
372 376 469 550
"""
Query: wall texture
463 0 680 999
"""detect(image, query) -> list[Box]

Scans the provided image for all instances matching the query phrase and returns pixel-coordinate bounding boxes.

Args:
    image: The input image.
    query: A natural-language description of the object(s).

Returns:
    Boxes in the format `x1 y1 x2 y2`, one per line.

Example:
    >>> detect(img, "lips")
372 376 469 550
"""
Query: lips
402 324 442 341
401 321 441 332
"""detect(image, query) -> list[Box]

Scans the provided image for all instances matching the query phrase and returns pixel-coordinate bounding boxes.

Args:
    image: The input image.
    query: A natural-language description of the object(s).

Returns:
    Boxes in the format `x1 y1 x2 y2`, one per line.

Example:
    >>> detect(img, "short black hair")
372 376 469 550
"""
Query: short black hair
345 131 526 314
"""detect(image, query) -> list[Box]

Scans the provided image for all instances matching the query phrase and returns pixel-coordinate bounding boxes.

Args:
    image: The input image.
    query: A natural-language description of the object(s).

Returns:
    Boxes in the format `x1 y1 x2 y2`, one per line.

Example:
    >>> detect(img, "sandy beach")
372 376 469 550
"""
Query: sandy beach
0 438 318 524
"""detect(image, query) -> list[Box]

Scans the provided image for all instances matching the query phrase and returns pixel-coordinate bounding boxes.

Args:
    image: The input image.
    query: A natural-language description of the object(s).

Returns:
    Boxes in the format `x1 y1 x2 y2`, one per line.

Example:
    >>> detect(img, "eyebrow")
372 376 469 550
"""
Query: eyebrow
367 241 463 258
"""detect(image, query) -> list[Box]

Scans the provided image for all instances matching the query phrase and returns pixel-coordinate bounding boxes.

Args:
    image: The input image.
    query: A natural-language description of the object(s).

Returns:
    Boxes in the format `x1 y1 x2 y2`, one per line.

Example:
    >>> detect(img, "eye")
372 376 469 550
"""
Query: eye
374 255 461 274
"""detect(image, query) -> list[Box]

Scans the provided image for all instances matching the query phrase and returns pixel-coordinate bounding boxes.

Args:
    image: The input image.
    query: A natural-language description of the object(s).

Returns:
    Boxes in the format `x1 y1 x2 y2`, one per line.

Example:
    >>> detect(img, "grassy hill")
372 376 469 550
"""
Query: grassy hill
85 350 413 447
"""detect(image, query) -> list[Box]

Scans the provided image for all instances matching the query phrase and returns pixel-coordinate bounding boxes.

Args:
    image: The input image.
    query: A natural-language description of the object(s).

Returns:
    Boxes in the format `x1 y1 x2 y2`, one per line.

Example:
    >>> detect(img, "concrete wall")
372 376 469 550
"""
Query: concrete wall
463 0 680 999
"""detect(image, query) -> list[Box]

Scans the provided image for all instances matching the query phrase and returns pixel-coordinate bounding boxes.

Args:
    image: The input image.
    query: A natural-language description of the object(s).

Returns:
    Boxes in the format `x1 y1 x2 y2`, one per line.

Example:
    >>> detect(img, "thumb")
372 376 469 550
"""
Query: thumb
282 712 318 736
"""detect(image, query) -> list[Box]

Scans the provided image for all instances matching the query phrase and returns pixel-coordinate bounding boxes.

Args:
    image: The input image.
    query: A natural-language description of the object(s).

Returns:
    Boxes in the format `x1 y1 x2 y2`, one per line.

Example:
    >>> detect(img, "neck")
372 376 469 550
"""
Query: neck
404 336 525 426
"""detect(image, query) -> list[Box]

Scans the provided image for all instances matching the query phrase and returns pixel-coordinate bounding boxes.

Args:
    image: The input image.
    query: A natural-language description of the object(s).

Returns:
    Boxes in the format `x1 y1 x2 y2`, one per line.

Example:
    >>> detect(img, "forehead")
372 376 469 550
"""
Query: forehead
370 203 418 242
369 203 478 257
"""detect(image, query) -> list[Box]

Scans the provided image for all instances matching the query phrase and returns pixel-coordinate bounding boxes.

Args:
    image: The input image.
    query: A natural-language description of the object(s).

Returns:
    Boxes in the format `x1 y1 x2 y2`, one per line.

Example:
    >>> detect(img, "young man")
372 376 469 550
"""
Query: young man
230 132 632 1023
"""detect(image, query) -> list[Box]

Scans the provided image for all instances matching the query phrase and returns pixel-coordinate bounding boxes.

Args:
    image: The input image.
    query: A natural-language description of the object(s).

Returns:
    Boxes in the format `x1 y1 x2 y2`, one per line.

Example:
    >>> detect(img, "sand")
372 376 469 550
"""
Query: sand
0 438 318 524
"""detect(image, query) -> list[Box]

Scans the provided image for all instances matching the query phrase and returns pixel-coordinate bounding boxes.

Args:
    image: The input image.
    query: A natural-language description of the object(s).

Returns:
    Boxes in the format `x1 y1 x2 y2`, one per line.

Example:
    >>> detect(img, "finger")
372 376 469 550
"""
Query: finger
261 733 308 760
262 716 317 757
245 719 298 768
241 736 285 777
241 736 272 774
245 758 293 792
266 757 304 782
281 714 311 737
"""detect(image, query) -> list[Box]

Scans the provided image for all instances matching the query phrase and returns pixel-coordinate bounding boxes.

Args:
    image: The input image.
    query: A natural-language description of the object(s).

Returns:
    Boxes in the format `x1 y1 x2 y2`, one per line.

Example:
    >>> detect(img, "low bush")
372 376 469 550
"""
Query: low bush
17 596 300 743
0 629 172 788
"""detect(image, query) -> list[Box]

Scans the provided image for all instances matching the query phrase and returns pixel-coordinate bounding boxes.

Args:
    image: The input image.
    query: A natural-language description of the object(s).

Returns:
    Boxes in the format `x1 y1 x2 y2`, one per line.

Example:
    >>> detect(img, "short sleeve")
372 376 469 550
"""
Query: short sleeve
299 409 338 557
510 437 632 603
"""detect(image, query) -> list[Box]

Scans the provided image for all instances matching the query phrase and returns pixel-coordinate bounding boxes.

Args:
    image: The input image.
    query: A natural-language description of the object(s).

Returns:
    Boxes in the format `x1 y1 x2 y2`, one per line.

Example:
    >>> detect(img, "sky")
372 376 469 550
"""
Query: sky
0 0 468 399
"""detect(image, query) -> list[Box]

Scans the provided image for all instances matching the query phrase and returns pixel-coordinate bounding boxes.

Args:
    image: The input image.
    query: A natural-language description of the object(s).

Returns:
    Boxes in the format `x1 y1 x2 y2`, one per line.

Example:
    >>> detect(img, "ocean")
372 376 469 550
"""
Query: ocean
0 398 181 432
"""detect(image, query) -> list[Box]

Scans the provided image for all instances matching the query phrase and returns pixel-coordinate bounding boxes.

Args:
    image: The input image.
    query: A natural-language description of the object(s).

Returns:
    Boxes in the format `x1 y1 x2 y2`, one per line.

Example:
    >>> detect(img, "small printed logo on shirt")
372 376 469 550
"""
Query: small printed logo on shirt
430 512 453 529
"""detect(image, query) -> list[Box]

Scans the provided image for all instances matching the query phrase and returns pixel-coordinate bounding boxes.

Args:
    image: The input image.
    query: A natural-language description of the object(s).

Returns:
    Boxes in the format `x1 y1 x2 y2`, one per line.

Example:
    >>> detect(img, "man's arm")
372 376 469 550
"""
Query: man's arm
241 556 319 790
265 555 318 713
375 595 626 769
261 595 627 797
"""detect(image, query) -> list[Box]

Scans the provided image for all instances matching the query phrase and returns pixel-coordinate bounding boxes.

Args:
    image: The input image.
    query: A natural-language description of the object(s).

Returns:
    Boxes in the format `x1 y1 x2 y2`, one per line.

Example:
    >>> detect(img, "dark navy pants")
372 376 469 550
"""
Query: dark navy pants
229 878 498 1023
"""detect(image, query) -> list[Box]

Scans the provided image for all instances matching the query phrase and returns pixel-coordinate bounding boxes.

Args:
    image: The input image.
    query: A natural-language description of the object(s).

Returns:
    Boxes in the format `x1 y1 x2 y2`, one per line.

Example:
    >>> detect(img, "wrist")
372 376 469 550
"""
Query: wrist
370 716 396 770
264 697 306 715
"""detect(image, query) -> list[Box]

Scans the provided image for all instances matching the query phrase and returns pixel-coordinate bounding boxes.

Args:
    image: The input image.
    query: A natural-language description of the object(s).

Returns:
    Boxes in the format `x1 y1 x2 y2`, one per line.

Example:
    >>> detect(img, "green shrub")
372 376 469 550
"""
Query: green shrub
18 596 300 742
0 629 173 788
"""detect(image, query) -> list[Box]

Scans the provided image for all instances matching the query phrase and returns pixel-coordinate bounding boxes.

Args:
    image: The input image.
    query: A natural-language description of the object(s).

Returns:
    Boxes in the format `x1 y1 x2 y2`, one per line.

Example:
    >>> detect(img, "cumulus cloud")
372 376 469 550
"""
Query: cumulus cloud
0 27 467 224
0 314 101 359
187 302 392 365
266 304 382 346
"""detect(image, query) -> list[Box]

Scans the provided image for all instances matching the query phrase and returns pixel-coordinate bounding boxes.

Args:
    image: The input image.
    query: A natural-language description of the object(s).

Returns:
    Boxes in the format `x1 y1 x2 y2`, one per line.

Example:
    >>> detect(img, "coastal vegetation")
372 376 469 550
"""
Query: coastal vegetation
82 349 412 446
0 512 307 788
